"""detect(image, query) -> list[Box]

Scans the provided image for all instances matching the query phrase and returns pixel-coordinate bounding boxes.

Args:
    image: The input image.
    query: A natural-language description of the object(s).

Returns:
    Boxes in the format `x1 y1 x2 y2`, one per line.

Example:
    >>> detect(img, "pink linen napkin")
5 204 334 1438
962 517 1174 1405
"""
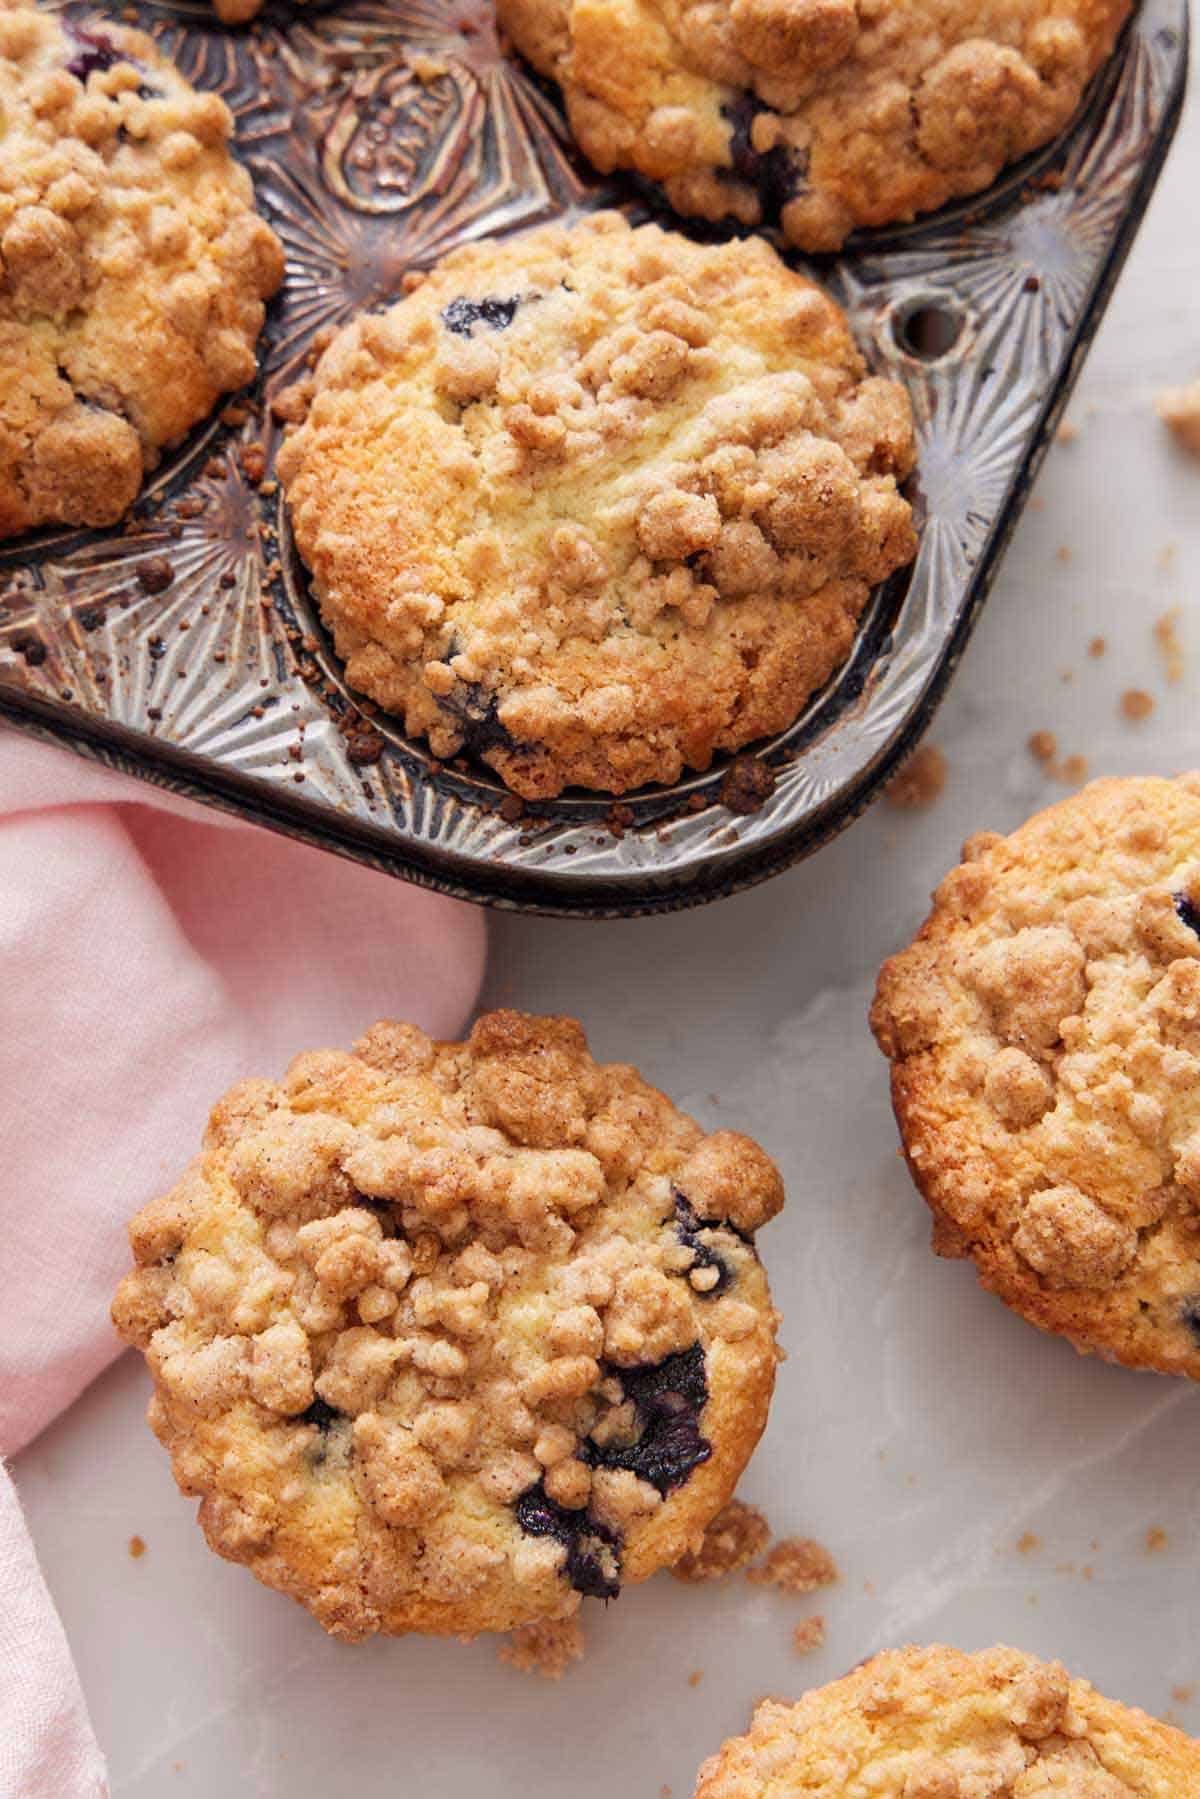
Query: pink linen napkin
0 733 487 1797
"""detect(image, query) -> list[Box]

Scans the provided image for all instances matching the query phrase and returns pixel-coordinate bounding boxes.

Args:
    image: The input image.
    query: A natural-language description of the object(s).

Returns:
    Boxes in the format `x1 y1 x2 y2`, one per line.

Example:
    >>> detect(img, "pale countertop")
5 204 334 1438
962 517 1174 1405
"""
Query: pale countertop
16 35 1200 1796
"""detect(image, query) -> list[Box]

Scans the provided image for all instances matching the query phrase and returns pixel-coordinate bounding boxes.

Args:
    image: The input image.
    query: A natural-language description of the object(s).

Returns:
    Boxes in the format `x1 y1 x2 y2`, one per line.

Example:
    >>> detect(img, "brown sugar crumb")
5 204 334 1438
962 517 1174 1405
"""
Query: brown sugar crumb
1154 610 1184 683
1120 688 1155 722
1055 754 1089 786
128 1535 146 1559
671 1499 771 1582
1055 419 1080 445
719 755 776 815
136 556 173 596
688 1669 704 1688
746 1536 838 1594
1146 1526 1168 1553
1157 380 1200 457
884 743 946 811
239 442 268 485
498 1617 585 1680
1088 637 1107 658
1028 730 1057 764
1017 1532 1041 1555
792 1615 825 1655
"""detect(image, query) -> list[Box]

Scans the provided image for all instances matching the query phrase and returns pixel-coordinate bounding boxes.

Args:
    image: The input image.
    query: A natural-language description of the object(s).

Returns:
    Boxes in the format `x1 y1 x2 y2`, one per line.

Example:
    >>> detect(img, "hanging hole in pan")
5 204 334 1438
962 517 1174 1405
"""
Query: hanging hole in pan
892 296 966 361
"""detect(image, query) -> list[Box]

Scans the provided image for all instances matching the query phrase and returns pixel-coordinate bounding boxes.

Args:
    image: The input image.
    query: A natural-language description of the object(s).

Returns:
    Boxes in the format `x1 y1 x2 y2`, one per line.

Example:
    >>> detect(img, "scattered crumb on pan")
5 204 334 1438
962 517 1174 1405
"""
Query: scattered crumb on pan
1146 1526 1168 1553
1017 1532 1041 1555
128 1535 146 1559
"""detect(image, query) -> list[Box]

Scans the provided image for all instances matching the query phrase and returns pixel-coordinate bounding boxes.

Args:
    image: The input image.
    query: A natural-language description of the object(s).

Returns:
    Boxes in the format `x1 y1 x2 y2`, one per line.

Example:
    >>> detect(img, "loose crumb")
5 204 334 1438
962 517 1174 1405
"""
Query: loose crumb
1146 1527 1168 1554
1017 1532 1041 1555
688 1669 704 1688
1158 542 1178 572
1154 610 1184 683
1055 419 1080 444
746 1537 838 1595
672 1500 771 1582
1055 545 1072 563
1028 730 1057 764
498 1618 585 1679
1056 753 1089 786
1088 636 1107 658
718 755 776 815
1120 688 1155 722
792 1616 826 1655
1173 1685 1195 1704
661 1787 672 1797
128 1535 146 1559
1157 380 1200 456
884 743 946 811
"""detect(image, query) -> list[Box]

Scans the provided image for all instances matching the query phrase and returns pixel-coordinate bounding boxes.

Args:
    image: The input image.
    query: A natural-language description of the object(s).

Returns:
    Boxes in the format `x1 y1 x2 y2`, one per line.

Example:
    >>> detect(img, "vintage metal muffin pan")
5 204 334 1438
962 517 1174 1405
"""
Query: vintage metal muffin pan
0 0 1188 914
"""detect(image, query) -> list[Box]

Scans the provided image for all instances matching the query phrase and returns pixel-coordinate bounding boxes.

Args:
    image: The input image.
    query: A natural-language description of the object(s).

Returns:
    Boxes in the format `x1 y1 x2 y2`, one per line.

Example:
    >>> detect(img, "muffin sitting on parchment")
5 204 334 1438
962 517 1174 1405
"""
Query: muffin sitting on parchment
112 1011 785 1641
277 211 916 799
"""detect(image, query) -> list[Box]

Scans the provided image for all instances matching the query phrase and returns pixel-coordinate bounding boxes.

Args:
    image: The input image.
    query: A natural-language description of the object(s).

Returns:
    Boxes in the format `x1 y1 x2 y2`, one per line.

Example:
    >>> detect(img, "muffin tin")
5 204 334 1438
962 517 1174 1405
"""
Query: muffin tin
0 0 1188 915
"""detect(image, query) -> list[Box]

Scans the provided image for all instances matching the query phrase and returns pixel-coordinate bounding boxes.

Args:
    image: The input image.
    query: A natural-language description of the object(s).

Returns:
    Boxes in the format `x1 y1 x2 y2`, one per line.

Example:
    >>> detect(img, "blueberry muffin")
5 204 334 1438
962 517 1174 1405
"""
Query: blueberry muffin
111 1012 784 1640
498 0 1130 251
871 774 1200 1379
0 0 283 538
693 1644 1200 1796
276 211 916 798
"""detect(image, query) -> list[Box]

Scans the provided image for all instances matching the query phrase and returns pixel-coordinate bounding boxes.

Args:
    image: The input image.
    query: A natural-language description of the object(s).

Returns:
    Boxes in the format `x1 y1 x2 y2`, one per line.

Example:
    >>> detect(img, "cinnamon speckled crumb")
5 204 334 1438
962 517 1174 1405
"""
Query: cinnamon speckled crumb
672 1499 771 1582
884 744 946 811
1155 611 1185 683
1121 688 1155 722
1158 380 1200 457
499 1617 586 1679
746 1537 838 1594
791 1615 825 1655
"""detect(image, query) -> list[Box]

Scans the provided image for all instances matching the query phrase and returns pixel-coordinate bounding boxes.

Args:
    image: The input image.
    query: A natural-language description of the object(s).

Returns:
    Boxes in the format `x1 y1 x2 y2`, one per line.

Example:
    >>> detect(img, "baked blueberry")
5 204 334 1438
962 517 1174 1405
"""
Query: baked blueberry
441 295 522 337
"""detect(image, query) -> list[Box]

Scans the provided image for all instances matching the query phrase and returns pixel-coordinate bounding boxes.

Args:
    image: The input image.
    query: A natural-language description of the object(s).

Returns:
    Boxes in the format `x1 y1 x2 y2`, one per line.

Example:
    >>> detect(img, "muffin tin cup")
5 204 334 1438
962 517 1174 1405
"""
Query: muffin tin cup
0 0 1188 915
